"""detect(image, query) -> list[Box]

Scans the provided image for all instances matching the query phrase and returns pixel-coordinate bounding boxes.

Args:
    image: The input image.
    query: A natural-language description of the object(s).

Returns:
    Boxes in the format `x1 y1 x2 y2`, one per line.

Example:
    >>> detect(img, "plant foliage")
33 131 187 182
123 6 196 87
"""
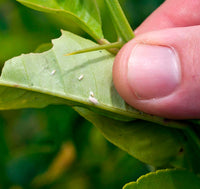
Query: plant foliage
1 0 200 188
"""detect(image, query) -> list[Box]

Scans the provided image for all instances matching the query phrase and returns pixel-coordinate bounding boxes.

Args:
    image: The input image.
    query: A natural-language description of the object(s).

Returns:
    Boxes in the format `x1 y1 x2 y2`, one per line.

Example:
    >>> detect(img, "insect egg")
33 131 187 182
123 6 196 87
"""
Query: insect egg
78 74 84 81
90 91 94 97
50 70 56 75
88 96 98 105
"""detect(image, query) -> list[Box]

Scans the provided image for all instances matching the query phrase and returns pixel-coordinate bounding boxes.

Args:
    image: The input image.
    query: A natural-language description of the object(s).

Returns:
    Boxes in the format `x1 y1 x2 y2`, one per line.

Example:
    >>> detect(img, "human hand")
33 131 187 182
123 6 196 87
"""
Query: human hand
113 0 200 119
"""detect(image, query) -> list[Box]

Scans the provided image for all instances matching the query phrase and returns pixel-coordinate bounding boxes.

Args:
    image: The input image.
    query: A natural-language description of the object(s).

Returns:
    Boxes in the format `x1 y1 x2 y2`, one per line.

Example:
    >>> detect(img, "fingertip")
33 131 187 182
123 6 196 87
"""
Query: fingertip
113 27 200 119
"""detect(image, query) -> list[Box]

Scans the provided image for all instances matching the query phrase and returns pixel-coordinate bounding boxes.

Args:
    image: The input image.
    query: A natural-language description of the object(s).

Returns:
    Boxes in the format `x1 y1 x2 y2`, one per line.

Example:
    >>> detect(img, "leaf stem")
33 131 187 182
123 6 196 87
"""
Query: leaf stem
65 41 124 56
104 0 134 42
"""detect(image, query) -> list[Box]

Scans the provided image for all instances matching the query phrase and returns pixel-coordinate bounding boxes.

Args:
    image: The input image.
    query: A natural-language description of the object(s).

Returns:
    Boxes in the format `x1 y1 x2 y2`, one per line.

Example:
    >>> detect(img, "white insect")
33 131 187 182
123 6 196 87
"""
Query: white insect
50 70 56 75
90 91 94 97
88 96 99 105
78 74 84 81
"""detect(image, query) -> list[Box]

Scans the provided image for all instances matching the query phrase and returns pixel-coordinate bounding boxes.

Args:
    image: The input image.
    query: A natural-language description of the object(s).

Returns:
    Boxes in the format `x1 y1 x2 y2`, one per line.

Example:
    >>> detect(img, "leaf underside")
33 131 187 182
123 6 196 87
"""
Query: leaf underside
0 31 121 116
0 31 129 117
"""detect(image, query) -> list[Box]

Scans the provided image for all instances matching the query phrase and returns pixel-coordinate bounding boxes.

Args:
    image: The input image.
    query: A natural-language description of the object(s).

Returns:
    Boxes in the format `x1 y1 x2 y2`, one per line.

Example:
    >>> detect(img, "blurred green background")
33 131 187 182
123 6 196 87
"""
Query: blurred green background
0 0 163 188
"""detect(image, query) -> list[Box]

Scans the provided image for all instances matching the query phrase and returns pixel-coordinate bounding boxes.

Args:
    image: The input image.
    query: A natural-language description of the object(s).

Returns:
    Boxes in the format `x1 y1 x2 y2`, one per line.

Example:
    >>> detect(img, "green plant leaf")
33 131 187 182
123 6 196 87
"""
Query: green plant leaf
104 0 134 42
123 169 200 189
74 107 184 167
16 0 104 41
0 30 186 129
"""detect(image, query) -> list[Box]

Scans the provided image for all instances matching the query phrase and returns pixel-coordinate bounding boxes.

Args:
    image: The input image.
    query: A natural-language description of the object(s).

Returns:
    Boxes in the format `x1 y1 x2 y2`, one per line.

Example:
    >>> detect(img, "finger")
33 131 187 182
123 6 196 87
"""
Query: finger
113 26 200 119
135 0 200 35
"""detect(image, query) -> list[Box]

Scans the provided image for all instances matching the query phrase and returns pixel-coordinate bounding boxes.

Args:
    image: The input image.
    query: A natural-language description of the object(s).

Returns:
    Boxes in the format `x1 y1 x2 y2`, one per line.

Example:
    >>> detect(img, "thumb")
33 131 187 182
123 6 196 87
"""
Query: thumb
113 26 200 119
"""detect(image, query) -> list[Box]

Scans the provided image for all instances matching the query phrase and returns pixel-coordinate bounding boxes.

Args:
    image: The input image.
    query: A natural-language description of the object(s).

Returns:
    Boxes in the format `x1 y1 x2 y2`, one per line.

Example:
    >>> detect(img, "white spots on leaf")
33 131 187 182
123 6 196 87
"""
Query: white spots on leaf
88 91 98 105
50 70 56 75
90 91 94 97
78 74 84 81
88 96 98 105
76 74 98 105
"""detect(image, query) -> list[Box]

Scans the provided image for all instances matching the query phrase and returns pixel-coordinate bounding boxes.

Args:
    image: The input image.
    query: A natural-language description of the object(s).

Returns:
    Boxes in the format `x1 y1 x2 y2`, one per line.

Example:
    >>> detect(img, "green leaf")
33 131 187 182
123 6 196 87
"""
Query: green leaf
74 107 184 167
104 0 134 42
17 0 104 41
0 30 186 129
123 169 200 189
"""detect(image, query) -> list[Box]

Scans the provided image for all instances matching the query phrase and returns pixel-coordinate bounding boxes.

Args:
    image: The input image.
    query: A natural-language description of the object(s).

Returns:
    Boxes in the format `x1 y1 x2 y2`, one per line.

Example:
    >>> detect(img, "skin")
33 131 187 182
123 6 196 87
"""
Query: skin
113 0 200 119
